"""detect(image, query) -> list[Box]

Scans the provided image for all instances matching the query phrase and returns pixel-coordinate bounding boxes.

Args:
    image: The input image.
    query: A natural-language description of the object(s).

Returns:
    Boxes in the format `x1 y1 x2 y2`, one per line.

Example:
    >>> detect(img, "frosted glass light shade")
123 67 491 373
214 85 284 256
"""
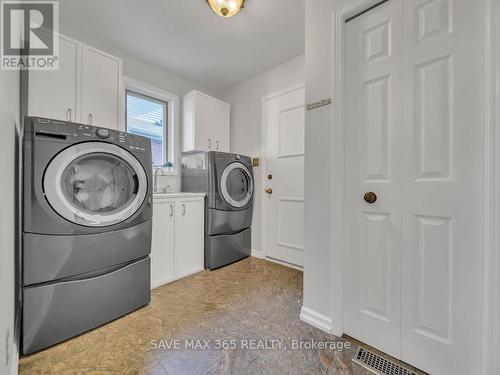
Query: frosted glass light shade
206 0 245 17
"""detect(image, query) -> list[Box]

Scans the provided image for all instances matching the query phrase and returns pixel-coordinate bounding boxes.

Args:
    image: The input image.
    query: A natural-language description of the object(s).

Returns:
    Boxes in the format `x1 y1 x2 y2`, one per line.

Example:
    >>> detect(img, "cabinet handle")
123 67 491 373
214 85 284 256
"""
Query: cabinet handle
66 108 72 121
170 204 174 217
182 203 186 216
208 139 212 149
88 113 93 125
216 140 219 150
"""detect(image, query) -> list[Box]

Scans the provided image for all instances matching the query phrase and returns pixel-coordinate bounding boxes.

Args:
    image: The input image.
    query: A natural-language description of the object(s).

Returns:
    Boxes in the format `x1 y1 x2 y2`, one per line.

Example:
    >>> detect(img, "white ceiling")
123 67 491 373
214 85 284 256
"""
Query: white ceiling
59 0 305 93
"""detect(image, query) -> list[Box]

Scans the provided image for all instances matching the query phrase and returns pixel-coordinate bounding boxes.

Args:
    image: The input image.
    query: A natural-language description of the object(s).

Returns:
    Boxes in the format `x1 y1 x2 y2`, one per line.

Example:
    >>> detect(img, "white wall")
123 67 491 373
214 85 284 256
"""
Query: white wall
221 54 304 254
301 0 347 323
0 68 20 375
60 25 221 191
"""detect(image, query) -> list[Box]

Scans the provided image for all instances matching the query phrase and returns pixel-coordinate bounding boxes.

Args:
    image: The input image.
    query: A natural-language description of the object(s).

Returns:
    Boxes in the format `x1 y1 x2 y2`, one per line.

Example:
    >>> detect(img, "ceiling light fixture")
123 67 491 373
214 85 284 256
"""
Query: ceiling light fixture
206 0 245 17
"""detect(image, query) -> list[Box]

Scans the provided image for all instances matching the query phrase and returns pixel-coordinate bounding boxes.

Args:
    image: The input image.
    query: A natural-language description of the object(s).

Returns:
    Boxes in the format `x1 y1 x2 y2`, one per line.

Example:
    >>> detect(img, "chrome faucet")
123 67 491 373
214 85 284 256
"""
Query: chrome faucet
153 167 164 193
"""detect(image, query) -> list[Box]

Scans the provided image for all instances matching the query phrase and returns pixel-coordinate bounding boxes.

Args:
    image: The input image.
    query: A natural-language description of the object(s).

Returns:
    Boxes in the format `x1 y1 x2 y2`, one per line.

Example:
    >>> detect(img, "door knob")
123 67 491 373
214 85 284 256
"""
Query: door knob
265 188 273 194
364 192 377 203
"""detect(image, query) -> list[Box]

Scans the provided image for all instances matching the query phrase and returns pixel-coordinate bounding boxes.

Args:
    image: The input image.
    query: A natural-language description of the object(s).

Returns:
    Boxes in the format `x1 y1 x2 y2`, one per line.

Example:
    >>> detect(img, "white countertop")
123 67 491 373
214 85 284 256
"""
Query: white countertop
153 192 206 200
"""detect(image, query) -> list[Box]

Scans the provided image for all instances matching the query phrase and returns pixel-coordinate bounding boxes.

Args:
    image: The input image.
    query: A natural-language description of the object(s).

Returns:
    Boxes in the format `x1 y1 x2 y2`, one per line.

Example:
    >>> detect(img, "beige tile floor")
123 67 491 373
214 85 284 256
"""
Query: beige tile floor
19 257 422 375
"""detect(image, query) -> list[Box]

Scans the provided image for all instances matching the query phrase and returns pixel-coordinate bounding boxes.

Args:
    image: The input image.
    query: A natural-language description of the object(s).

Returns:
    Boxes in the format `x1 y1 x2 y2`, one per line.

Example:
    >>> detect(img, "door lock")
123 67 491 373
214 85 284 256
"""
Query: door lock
265 188 273 195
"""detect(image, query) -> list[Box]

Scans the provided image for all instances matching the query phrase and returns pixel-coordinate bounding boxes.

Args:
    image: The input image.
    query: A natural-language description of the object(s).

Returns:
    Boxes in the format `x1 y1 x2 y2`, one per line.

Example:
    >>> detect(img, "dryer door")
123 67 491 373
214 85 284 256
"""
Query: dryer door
44 142 148 227
220 162 253 208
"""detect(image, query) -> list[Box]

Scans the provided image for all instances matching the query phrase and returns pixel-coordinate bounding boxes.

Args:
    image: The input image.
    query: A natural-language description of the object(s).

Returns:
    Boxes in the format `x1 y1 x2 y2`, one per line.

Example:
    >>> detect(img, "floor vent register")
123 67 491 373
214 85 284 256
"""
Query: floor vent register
352 346 420 375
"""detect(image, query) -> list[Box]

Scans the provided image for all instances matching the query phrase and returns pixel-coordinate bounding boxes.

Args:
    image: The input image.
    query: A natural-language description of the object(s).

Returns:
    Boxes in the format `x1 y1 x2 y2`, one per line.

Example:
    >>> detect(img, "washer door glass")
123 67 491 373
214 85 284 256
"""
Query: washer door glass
44 142 148 227
220 162 253 208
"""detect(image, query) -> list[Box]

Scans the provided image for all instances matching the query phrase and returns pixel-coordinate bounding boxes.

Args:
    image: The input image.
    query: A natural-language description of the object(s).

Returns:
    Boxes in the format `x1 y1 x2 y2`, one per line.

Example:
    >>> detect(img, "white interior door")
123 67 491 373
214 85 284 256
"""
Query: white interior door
343 0 485 374
343 0 404 359
264 87 305 267
400 0 484 374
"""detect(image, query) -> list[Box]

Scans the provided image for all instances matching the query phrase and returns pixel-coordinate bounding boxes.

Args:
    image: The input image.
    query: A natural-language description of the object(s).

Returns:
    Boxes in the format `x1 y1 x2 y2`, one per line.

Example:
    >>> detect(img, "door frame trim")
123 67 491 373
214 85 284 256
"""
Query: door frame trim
261 84 305 263
484 1 500 374
330 1 499 374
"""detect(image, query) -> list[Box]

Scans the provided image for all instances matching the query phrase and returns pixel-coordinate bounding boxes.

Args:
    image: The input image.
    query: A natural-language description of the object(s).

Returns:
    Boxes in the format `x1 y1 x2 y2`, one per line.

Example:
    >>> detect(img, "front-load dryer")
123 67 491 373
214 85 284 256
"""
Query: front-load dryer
22 117 153 354
182 151 254 269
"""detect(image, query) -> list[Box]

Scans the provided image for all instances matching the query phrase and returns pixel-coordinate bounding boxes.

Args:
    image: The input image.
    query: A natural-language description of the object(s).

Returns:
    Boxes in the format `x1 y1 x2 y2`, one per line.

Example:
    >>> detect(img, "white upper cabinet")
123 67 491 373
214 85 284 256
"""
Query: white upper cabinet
28 34 122 129
212 97 230 152
182 90 230 152
81 46 122 129
28 34 80 122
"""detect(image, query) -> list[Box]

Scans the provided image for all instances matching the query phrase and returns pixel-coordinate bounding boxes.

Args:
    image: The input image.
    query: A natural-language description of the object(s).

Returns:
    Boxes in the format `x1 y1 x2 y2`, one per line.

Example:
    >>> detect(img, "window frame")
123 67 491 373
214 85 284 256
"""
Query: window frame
122 77 180 176
125 90 168 167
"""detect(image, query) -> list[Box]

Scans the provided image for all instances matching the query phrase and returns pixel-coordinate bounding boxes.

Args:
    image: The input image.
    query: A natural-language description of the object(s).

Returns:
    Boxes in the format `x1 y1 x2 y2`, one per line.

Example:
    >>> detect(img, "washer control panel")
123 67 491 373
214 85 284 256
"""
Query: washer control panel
29 117 150 154
76 124 149 153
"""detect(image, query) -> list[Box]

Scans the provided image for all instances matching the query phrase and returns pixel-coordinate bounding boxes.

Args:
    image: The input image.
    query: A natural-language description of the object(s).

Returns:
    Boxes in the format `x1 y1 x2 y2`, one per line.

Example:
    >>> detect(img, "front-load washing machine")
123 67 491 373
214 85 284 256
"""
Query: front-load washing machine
22 117 153 354
182 151 254 269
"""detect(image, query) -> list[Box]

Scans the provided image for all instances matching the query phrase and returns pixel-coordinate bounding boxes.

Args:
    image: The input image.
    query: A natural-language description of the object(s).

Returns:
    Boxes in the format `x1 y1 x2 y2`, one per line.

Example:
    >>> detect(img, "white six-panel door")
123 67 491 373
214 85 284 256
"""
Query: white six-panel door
343 0 484 374
344 0 404 359
400 0 484 373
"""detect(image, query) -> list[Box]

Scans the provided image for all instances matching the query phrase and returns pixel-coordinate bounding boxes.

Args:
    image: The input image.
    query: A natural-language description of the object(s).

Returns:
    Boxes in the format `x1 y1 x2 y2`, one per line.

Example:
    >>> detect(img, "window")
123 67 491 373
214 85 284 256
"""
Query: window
126 90 168 166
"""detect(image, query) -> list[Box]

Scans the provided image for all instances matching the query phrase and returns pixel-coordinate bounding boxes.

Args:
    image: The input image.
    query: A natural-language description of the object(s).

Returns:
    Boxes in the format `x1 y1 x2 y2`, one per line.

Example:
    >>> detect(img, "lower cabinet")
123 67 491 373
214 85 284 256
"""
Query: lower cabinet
151 196 204 288
174 199 205 279
151 200 175 288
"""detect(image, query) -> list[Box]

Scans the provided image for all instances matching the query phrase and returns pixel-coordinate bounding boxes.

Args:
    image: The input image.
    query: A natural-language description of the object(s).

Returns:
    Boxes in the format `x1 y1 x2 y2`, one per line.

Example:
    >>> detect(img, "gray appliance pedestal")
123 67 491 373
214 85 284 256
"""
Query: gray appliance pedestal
206 227 251 269
22 257 150 354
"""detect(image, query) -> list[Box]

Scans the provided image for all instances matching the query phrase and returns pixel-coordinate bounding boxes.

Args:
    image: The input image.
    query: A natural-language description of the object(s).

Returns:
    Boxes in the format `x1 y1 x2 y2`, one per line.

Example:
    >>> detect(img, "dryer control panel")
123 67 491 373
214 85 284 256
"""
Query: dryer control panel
25 117 151 154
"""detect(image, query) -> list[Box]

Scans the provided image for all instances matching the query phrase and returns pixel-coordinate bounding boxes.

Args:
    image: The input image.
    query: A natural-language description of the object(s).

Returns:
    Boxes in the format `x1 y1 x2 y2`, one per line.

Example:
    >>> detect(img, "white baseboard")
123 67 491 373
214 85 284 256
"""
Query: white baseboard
152 267 204 290
265 256 303 271
151 276 175 290
251 249 265 259
300 306 332 334
175 267 204 280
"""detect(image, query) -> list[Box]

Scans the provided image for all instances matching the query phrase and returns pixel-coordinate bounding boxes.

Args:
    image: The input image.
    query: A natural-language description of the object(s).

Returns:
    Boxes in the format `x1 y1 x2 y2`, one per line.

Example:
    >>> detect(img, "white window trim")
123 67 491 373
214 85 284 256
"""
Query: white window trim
123 76 180 176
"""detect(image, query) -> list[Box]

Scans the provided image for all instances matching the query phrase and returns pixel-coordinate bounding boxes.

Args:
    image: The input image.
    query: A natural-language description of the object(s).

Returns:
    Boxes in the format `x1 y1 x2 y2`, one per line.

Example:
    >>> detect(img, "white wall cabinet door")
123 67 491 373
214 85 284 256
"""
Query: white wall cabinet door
212 99 230 152
151 200 175 288
182 90 230 152
174 199 204 279
28 34 80 122
81 46 122 129
194 92 215 151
